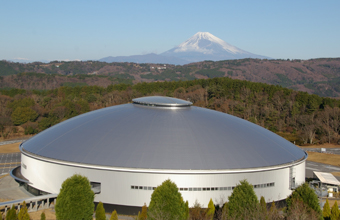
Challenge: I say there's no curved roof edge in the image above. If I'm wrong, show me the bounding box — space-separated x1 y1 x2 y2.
21 144 307 174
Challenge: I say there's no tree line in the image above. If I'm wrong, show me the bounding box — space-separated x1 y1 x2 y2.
1 77 340 145
5 174 339 220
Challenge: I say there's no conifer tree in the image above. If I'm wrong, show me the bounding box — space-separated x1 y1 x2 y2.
206 198 215 220
331 201 340 220
148 179 186 220
323 198 331 220
137 203 147 220
95 202 106 220
40 211 46 220
18 201 30 220
6 205 17 220
184 200 189 220
260 196 267 216
228 180 258 219
286 182 322 218
55 174 94 220
110 210 118 220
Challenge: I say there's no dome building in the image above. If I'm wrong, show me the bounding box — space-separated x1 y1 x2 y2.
15 96 306 213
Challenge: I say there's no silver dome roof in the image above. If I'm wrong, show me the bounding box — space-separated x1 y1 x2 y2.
22 96 306 170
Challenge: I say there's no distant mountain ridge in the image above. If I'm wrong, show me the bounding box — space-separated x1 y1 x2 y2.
99 53 188 65
1 58 340 97
100 32 269 65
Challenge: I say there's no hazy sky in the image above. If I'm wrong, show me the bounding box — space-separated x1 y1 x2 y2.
1 0 339 62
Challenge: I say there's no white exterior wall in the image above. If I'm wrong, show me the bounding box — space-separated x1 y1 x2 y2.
21 153 305 208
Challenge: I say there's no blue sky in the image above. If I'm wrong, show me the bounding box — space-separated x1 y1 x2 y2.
1 0 339 62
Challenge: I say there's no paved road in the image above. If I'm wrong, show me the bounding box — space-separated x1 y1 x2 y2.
0 153 21 175
305 160 340 181
303 148 340 155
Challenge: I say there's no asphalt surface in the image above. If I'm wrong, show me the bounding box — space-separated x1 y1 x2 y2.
306 160 340 180
0 153 21 175
303 147 340 155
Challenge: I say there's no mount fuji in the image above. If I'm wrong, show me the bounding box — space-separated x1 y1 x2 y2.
161 32 269 63
99 32 269 65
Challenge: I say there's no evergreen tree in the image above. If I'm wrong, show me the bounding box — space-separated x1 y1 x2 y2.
11 107 38 125
95 202 106 220
331 201 339 220
17 201 30 220
228 180 259 219
286 182 322 218
260 196 267 215
137 203 147 220
184 200 189 220
206 198 215 220
40 212 46 220
148 179 186 220
55 174 94 220
6 205 17 220
109 210 118 220
323 198 331 220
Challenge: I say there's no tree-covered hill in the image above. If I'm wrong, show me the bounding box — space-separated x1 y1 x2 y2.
0 77 339 145
1 58 340 97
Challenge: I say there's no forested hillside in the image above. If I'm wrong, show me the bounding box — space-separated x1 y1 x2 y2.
1 58 340 97
1 77 339 145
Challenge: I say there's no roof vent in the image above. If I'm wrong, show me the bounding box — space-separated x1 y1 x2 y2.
132 96 192 107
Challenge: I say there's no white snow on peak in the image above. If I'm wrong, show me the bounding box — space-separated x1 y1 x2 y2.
174 32 244 54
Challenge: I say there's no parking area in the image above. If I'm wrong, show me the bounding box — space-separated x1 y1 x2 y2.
0 153 21 176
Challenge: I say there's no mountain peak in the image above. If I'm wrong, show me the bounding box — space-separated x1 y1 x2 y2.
161 32 269 63
171 32 245 55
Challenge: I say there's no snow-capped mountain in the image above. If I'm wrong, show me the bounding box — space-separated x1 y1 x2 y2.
161 32 269 63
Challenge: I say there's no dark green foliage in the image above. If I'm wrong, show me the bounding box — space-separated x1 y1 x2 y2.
6 205 17 220
61 82 88 87
196 69 225 78
11 107 38 125
17 201 30 220
148 179 186 220
292 67 306 73
95 202 106 220
40 212 46 220
0 88 26 97
286 182 322 218
55 174 94 220
273 73 293 87
24 126 38 135
227 180 258 219
0 61 18 76
38 117 58 130
7 98 35 110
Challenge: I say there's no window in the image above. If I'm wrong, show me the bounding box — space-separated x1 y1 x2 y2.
90 182 101 194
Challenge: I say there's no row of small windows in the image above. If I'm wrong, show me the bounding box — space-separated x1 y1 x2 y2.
131 182 275 191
